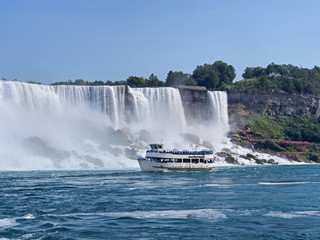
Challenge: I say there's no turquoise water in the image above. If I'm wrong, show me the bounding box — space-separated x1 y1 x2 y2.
0 165 320 239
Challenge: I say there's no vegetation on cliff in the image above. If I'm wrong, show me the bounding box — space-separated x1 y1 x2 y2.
233 114 320 163
49 60 236 90
5 61 320 95
227 63 320 94
50 74 165 88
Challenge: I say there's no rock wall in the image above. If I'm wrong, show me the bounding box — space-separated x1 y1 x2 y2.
127 87 320 132
227 91 320 131
178 88 209 124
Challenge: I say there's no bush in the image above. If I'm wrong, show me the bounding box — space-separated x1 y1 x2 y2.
309 155 320 163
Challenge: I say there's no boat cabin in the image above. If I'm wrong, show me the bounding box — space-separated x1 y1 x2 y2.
149 143 164 150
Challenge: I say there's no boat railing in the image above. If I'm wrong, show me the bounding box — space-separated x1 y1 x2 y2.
146 150 214 155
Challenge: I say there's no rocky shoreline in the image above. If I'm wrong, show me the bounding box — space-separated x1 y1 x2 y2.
230 129 320 164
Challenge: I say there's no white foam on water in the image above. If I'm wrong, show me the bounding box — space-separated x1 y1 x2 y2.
204 183 232 188
259 182 308 185
0 218 17 228
53 209 227 220
264 211 320 219
18 234 34 240
21 214 35 220
118 209 226 220
0 214 36 229
295 211 320 217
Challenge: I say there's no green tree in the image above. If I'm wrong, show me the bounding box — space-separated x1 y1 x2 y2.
259 76 272 89
92 80 105 85
74 79 85 85
147 73 161 87
192 64 219 89
165 71 195 87
192 61 235 90
213 61 236 88
242 67 265 79
126 76 146 87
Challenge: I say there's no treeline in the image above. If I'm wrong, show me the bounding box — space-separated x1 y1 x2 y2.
50 61 236 90
228 63 320 94
52 62 320 94
4 61 320 94
51 74 165 87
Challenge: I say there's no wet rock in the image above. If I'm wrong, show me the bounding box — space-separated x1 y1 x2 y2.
113 128 131 145
139 130 151 143
125 148 138 159
79 163 88 168
255 159 266 165
225 154 240 165
267 159 278 165
23 136 70 166
178 88 209 125
240 155 252 160
310 155 320 163
183 133 200 144
98 144 112 152
110 147 123 156
131 140 148 149
98 144 123 156
217 152 228 158
83 155 104 167
202 140 214 150
246 153 257 160
222 148 231 153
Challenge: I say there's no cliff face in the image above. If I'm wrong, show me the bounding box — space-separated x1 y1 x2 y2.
178 88 209 124
227 91 320 131
126 87 320 132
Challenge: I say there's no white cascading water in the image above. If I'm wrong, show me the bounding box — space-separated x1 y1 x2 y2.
54 85 126 129
0 80 231 170
129 87 187 141
207 91 229 131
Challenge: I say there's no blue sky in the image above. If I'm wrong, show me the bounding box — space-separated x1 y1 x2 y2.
1 0 320 84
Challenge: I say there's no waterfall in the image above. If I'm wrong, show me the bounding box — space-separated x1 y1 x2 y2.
130 87 187 128
54 85 126 129
0 80 62 112
0 80 230 170
207 91 229 131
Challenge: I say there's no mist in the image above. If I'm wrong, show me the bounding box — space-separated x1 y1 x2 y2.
0 81 230 170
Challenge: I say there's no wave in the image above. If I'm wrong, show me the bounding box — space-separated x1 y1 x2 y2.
43 209 227 221
264 211 320 219
0 214 35 228
259 181 309 185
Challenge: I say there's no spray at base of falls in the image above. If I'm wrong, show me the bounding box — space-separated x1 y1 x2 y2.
0 81 293 170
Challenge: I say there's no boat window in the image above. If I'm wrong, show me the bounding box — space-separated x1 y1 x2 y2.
175 159 182 163
183 159 190 163
192 159 198 163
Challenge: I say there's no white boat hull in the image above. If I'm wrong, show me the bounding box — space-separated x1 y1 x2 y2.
138 159 214 172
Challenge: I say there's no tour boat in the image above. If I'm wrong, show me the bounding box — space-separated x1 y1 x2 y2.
137 144 215 172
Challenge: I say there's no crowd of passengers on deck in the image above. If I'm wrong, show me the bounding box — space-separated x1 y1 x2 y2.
147 150 214 155
147 158 215 163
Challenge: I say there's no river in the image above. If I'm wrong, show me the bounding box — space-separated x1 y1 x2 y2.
1 165 319 239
